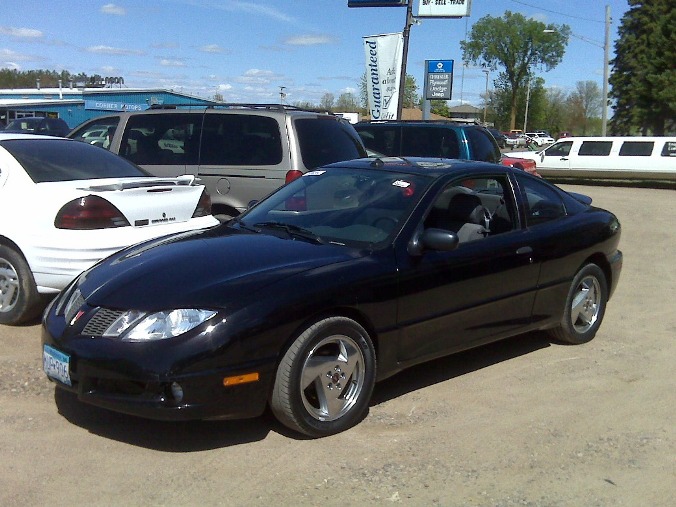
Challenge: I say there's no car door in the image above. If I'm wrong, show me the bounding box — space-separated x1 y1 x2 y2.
395 173 541 364
538 140 573 173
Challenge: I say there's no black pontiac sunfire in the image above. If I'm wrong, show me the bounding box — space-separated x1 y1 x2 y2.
42 157 622 437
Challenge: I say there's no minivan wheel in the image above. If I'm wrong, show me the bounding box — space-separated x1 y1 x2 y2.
0 245 42 325
270 317 376 437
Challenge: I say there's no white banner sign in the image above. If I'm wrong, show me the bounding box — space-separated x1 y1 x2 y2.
417 0 472 18
363 32 403 120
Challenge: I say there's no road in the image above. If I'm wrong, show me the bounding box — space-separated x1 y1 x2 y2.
1 183 674 506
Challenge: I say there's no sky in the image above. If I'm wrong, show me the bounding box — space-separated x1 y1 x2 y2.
0 0 630 107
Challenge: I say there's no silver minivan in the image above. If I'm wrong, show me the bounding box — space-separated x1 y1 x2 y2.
69 105 367 218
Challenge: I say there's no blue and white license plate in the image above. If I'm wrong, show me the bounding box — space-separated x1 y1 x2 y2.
43 344 71 386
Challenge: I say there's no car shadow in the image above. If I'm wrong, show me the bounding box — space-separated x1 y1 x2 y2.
370 331 552 406
54 389 276 451
53 331 552 449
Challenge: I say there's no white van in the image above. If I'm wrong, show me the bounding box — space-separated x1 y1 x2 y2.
510 137 676 181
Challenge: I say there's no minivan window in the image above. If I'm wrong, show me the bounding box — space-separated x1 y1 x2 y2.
122 113 201 165
70 116 120 149
619 141 654 156
200 114 282 166
295 118 366 169
465 127 500 163
578 141 613 156
355 125 400 155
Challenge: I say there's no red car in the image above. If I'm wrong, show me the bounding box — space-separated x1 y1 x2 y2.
502 155 540 177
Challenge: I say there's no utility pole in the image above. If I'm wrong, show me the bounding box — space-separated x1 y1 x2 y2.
482 69 490 124
396 0 414 120
523 76 531 133
601 4 610 136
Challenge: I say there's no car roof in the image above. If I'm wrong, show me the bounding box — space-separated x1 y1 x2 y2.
325 156 509 177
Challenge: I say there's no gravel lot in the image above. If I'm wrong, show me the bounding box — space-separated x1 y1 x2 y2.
1 183 674 506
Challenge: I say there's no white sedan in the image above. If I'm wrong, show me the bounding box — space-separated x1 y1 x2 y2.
0 134 219 325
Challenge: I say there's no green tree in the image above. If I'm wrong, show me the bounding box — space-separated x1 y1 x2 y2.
567 81 602 135
609 0 676 135
461 11 570 130
335 92 360 111
319 93 335 111
360 73 418 111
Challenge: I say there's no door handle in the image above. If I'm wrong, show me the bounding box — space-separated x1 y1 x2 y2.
516 246 533 255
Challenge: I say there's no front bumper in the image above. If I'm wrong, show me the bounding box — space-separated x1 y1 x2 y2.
41 319 275 422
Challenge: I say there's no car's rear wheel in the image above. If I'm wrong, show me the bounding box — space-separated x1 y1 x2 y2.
0 245 41 325
549 264 608 344
270 316 376 437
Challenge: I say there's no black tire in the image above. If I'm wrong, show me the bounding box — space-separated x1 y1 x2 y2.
549 264 608 344
270 316 376 437
0 245 42 326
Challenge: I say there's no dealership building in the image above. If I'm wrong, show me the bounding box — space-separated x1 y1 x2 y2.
0 83 218 130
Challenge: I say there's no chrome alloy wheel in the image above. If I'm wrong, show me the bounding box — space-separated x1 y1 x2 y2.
570 275 602 334
300 334 366 422
0 257 19 313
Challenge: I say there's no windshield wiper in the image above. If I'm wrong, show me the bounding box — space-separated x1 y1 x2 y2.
253 221 324 244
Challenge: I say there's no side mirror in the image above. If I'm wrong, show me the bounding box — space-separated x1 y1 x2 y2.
408 228 459 256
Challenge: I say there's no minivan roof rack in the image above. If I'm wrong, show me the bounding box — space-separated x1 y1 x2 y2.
146 103 334 114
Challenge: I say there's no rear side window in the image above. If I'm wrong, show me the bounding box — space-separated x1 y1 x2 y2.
514 173 567 226
122 113 202 165
465 127 500 163
355 125 400 156
199 114 283 166
578 141 613 156
295 117 366 169
619 141 654 156
2 139 147 182
401 127 460 158
661 141 676 157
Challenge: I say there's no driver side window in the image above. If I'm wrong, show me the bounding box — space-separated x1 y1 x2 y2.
424 176 516 243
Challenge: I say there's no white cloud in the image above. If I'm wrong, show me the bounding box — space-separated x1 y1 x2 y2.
236 69 282 84
218 83 233 91
87 45 144 56
285 34 336 46
200 44 224 53
0 48 34 61
101 4 125 15
0 26 43 38
160 58 186 67
214 2 294 23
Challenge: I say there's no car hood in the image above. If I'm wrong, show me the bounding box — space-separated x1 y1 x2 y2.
77 226 356 311
507 150 541 160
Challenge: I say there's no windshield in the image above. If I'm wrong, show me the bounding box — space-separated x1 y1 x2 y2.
237 166 432 247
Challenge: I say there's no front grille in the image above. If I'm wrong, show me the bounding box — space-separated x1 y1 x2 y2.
83 308 125 336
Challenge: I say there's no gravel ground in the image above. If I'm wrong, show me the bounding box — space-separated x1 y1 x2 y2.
1 183 674 507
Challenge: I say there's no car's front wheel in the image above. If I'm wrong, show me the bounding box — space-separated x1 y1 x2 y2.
0 245 42 325
549 264 608 344
270 316 376 437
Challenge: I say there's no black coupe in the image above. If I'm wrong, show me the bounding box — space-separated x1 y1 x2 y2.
42 157 622 437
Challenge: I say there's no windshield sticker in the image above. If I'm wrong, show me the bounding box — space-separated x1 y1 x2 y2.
304 170 326 177
392 180 411 188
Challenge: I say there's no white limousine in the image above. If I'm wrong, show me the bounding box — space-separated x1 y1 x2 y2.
510 137 676 181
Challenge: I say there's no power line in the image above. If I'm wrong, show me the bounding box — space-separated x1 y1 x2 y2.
509 0 605 24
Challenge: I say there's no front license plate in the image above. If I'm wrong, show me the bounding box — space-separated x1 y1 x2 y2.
43 344 71 386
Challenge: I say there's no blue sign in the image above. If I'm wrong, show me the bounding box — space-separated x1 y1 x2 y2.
348 0 407 7
427 60 454 74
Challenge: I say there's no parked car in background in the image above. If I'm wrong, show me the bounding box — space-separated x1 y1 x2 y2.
525 132 555 147
4 117 70 137
69 105 367 219
558 131 572 140
355 121 538 175
42 156 622 437
508 136 676 181
504 133 527 148
0 134 219 325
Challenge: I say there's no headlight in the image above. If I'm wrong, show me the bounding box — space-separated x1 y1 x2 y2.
103 309 217 341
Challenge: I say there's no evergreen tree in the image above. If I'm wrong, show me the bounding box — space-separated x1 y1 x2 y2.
609 0 675 135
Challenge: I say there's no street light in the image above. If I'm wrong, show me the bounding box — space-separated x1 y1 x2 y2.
482 69 490 124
